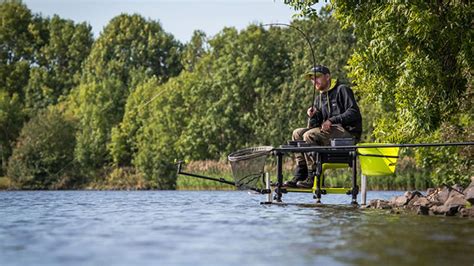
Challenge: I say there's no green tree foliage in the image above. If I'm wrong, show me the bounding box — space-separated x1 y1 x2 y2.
0 1 33 175
332 1 472 141
81 14 182 87
334 1 473 185
177 26 290 158
181 30 207 71
132 77 187 189
25 15 93 113
0 92 24 173
286 1 473 185
7 107 77 189
109 18 355 188
72 14 183 171
73 79 126 169
0 1 92 176
110 75 188 188
0 0 33 97
284 0 321 19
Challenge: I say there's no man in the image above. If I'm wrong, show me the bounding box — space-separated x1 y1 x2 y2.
284 65 362 188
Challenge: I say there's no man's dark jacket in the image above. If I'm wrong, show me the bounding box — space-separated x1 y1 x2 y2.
308 80 363 140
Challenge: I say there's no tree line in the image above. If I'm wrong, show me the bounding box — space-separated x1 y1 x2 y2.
1 0 471 189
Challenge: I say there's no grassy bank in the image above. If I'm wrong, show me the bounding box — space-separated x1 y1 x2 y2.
0 167 156 191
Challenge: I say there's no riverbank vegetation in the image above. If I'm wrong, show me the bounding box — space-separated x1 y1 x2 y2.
0 1 471 190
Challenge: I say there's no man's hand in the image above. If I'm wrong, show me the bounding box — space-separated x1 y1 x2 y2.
321 120 332 132
307 107 316 117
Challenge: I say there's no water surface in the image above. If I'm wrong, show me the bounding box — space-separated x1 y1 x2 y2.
1 191 473 266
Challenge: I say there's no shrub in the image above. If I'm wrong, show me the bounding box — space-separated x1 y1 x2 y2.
7 108 77 189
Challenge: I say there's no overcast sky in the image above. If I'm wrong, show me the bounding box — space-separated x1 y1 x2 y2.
22 0 324 43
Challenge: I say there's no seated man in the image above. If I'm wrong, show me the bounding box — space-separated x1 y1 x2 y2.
284 65 363 188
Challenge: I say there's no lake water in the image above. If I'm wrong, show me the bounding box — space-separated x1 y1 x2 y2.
1 191 473 266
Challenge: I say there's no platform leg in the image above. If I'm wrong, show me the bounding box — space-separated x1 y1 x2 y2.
351 151 358 205
265 172 272 203
315 173 321 203
361 174 367 206
314 153 322 204
276 152 283 202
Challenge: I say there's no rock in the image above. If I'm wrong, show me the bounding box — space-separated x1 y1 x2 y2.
430 193 466 217
368 199 378 208
391 195 408 207
463 178 474 204
404 196 421 212
369 199 392 209
430 205 459 216
407 195 430 214
405 191 424 206
444 194 467 209
426 188 436 196
427 186 450 204
459 207 474 218
452 183 464 193
412 197 431 208
376 199 392 209
436 186 450 204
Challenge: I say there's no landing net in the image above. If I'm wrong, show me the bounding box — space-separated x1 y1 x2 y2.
228 146 273 190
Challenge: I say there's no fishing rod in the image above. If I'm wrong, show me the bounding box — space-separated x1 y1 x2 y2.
262 22 318 112
274 141 474 153
175 160 271 194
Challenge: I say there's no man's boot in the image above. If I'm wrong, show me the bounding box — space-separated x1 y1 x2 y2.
296 172 315 188
283 164 308 188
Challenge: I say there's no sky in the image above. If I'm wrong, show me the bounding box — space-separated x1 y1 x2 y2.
22 0 325 43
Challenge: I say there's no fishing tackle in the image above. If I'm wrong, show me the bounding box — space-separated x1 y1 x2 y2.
262 22 318 110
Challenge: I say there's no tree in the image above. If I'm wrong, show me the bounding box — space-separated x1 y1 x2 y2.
7 107 77 189
0 1 33 97
110 75 188 188
0 1 34 175
0 1 93 176
24 15 93 113
334 1 473 185
181 30 207 72
81 13 182 87
72 14 183 170
0 92 24 175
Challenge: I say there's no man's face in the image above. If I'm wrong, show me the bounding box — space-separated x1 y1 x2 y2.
311 74 330 91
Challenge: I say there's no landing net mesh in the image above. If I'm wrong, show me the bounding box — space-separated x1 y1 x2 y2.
227 146 273 190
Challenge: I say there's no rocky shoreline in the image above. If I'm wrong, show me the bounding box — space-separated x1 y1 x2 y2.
364 177 474 218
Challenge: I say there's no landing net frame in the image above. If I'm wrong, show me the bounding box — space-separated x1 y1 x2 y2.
228 146 274 190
